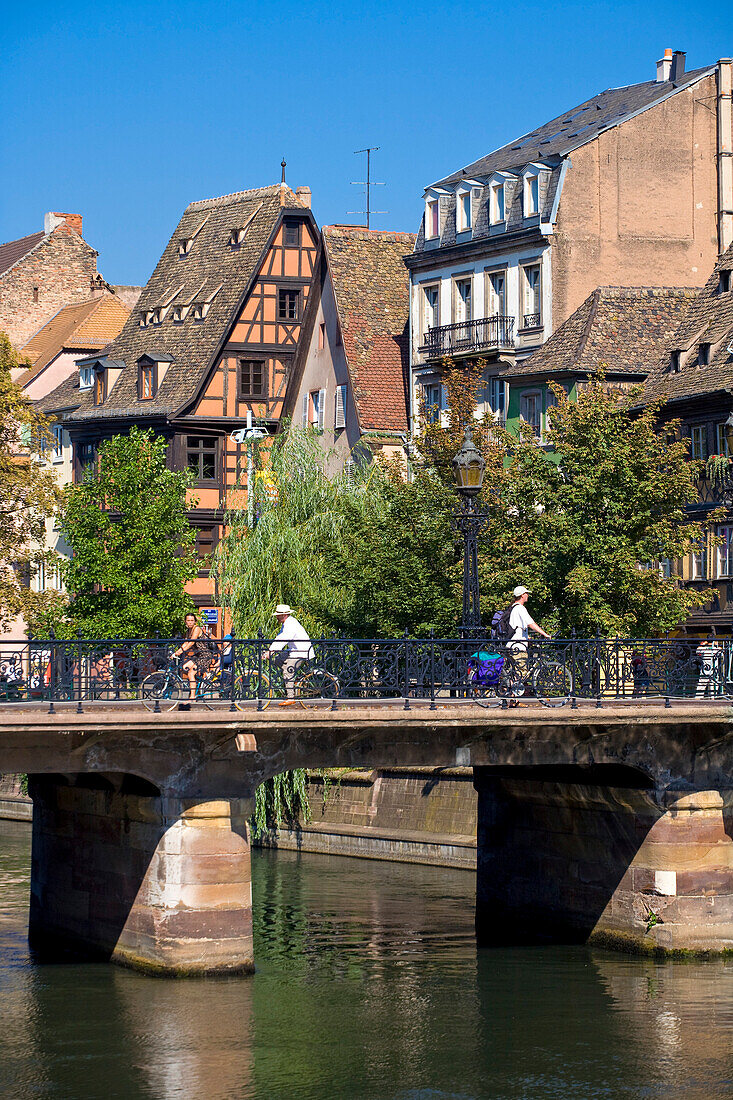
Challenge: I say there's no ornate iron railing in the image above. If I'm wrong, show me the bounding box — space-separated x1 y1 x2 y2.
1 635 731 712
521 312 542 329
420 315 515 359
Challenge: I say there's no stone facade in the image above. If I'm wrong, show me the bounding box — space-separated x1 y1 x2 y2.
0 217 99 350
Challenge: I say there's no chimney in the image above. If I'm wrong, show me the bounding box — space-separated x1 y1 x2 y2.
670 50 686 82
44 211 83 236
656 48 673 82
295 186 312 209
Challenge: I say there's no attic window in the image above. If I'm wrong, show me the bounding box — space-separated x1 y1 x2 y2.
93 369 106 406
524 173 539 216
229 227 247 248
178 238 193 257
698 343 711 367
79 365 94 390
172 305 188 323
284 219 300 247
139 311 147 328
670 350 681 373
192 301 210 321
150 307 163 326
139 362 157 400
720 270 732 294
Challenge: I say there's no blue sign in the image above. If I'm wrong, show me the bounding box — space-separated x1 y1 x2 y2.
203 609 219 624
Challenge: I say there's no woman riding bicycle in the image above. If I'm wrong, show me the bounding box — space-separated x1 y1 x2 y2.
174 613 213 704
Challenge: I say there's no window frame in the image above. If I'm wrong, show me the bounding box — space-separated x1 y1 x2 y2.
453 276 473 324
309 388 326 432
520 263 542 328
486 267 507 316
489 183 505 225
277 288 301 322
691 536 707 580
93 369 106 406
716 423 731 457
717 526 733 577
519 389 543 440
186 435 218 484
456 188 472 232
422 283 440 337
524 173 539 216
238 358 266 400
193 524 219 575
52 425 63 461
334 384 346 431
283 219 301 248
690 424 707 461
425 198 440 239
138 361 157 401
424 382 447 426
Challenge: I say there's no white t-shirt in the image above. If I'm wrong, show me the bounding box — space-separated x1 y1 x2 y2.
270 615 314 660
509 603 532 642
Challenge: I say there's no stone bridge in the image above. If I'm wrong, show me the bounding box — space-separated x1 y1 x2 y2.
2 699 733 975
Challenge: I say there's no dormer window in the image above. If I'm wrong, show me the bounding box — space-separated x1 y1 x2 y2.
490 183 505 224
284 219 301 247
138 310 147 328
191 302 209 321
150 307 163 326
698 343 711 367
139 361 157 400
720 270 732 294
456 189 472 232
178 238 193 257
425 198 439 239
229 227 247 247
79 365 94 390
670 350 681 373
172 305 188 323
524 173 539 216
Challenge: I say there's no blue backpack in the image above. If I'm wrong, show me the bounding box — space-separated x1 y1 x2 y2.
468 650 505 685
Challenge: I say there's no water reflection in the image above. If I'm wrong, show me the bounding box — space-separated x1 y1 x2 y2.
0 823 732 1099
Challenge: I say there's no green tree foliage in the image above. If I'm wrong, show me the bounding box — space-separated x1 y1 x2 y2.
418 362 710 637
57 427 198 636
0 332 63 632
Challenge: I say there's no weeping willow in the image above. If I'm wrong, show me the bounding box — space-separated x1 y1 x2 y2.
252 769 311 838
214 425 390 639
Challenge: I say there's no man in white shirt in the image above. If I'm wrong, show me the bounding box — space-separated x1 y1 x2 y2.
509 586 550 652
264 604 314 702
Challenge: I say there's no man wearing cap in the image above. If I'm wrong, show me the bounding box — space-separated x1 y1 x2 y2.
509 587 550 650
264 605 314 703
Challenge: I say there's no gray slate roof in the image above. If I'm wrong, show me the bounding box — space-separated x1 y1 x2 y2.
643 244 733 404
41 184 305 421
503 286 697 380
432 66 714 187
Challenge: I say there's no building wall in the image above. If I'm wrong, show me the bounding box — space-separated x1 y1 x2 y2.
552 74 720 327
23 350 91 402
0 228 99 350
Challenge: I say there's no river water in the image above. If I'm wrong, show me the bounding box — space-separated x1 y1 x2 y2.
0 820 732 1099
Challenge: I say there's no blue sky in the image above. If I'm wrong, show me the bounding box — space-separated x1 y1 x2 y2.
1 0 728 285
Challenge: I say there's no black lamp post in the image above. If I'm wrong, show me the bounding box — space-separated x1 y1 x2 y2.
452 425 489 634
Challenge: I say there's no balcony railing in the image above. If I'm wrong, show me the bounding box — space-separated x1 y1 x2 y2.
420 315 515 359
521 312 542 330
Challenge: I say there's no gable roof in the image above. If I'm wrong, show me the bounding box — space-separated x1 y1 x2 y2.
432 65 714 188
323 226 415 433
643 244 733 404
16 294 130 384
0 231 45 278
503 286 698 380
42 184 308 422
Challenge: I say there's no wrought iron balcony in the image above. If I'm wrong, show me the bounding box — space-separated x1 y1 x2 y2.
521 312 542 330
420 315 515 360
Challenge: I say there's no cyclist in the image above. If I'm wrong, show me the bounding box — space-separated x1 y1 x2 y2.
174 612 212 706
264 604 314 705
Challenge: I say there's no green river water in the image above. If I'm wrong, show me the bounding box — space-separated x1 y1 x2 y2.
0 819 732 1099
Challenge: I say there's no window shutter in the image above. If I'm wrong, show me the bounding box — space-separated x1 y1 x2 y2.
334 385 346 430
301 392 308 427
318 388 326 431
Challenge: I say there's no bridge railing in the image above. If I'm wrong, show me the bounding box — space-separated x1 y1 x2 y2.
1 635 731 711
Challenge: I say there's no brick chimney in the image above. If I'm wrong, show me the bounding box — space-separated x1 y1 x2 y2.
295 186 312 209
44 211 83 236
656 48 673 82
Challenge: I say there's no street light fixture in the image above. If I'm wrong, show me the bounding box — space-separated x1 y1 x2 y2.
451 425 489 635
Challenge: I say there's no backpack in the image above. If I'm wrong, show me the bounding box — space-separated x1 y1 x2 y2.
468 651 505 685
490 605 514 641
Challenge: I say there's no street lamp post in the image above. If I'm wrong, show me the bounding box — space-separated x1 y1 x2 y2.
451 425 489 634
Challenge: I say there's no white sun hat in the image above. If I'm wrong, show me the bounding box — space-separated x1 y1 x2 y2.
274 604 293 615
513 586 531 597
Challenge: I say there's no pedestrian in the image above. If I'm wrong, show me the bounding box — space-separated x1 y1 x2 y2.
508 586 551 653
696 635 722 698
264 604 314 705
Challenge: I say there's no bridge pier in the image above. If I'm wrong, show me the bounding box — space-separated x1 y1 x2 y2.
474 768 733 954
28 776 255 976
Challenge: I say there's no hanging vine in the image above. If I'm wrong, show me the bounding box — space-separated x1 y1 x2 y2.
252 769 312 838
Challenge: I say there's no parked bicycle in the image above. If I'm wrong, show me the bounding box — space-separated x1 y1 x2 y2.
467 644 573 707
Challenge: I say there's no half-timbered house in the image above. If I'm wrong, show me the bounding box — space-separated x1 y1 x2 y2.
40 183 318 622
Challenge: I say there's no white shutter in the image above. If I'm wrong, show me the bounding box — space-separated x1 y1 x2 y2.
334 385 346 430
301 392 308 427
318 388 326 431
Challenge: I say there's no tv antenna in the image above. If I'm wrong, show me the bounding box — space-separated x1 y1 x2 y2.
349 146 387 229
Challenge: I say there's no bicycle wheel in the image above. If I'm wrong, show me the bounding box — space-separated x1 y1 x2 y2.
233 668 271 709
532 661 572 708
296 667 340 699
140 671 184 711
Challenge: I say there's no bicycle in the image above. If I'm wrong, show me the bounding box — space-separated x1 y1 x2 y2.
467 644 573 708
254 655 340 707
139 656 256 712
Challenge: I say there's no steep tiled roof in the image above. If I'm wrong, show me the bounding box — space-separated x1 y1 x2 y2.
0 231 45 277
433 66 713 187
643 244 733 404
504 286 697 379
17 294 130 383
323 226 415 433
42 184 305 421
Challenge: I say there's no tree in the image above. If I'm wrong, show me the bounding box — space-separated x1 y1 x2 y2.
0 332 62 633
417 361 712 636
57 427 198 637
